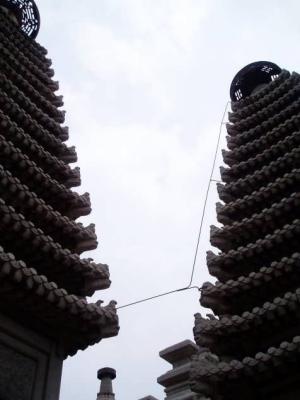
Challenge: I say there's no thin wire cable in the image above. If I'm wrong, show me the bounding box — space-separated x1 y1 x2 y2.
117 101 230 310
187 101 229 288
117 286 201 310
186 100 229 287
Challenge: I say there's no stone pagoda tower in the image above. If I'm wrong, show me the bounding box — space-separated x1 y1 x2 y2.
0 1 119 399
189 61 300 399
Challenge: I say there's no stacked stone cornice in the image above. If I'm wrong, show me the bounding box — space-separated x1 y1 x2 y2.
190 64 300 399
0 6 118 359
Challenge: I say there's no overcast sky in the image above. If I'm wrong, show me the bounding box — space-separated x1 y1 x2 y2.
36 1 300 398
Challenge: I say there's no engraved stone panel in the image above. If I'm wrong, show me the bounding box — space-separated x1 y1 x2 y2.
0 341 37 400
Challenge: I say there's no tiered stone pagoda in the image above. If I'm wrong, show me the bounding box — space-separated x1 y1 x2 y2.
0 1 119 399
190 61 300 399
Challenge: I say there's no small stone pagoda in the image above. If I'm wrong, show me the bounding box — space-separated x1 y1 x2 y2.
158 340 200 400
0 1 119 399
190 61 300 399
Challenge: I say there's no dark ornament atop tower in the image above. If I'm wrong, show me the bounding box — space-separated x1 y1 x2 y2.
0 0 40 39
230 61 282 102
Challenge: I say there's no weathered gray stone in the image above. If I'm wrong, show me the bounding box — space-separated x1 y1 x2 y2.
158 340 202 400
97 368 116 400
0 312 63 400
0 341 36 400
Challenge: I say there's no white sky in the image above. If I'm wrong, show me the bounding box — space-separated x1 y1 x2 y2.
36 1 300 399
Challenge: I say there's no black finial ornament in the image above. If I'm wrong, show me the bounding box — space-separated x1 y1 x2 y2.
230 61 282 102
0 0 40 39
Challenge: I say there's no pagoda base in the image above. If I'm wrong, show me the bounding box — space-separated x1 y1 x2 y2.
0 312 63 400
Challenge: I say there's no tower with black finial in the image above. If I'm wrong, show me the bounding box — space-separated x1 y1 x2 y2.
0 1 119 400
189 60 300 399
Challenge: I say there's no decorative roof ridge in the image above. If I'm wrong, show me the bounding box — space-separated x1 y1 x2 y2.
226 111 300 152
0 165 97 252
216 169 300 225
0 26 53 74
207 218 300 280
0 246 119 356
227 96 300 142
228 75 300 131
195 287 300 343
0 73 70 143
0 18 52 74
211 192 300 251
0 56 64 121
201 253 300 314
190 336 300 394
0 88 69 154
0 105 78 186
0 197 109 296
222 130 300 182
0 134 91 217
0 42 60 103
0 28 54 87
217 147 300 203
225 115 300 165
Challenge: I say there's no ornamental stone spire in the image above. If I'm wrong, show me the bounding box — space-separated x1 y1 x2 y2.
97 368 116 400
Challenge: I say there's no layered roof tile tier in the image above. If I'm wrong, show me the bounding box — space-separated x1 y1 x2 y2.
190 62 300 399
0 4 119 356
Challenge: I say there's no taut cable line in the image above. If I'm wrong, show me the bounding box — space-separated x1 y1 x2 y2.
117 101 230 310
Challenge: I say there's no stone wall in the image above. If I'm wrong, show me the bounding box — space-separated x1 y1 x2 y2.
0 312 63 400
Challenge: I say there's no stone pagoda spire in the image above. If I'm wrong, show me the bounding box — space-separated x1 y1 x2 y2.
188 61 300 399
0 1 119 399
97 368 116 400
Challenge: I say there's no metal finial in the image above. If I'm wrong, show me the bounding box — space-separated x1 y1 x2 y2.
0 0 40 39
230 61 282 102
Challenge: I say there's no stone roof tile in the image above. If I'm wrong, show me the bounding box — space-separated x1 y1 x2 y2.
0 246 118 356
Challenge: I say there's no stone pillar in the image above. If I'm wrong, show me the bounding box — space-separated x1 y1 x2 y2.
97 368 116 400
157 340 201 400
